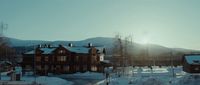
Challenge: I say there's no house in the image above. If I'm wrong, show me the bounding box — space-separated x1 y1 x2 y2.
21 43 107 75
182 54 200 73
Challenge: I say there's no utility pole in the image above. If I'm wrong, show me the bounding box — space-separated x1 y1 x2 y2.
129 35 133 66
170 49 175 78
34 45 37 84
125 36 132 66
145 43 148 66
124 37 129 75
0 22 8 80
118 37 124 75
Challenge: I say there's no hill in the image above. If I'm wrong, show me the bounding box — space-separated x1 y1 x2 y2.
7 37 200 56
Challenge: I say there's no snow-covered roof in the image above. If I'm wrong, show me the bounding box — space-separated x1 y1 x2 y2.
95 47 104 53
0 61 12 65
64 46 104 54
24 46 104 54
24 48 56 55
24 50 35 54
40 48 56 54
101 60 110 64
64 46 89 54
185 55 200 65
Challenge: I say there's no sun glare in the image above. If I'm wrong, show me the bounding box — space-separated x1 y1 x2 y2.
140 37 149 45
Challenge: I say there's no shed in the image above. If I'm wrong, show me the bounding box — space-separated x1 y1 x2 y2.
183 54 200 73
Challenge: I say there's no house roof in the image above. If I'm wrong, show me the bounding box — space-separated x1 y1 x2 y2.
64 46 90 54
95 47 105 53
24 48 56 55
185 55 200 65
24 46 104 54
24 50 35 54
40 48 56 54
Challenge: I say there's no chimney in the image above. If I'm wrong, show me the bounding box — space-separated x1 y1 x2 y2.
47 44 51 48
59 44 62 47
103 48 106 54
68 43 73 47
88 43 92 47
37 44 42 48
41 44 46 48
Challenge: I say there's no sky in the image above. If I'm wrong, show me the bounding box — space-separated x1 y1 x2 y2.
0 0 200 50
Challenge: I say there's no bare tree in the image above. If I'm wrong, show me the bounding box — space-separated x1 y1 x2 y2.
112 34 133 76
0 22 16 62
112 34 123 67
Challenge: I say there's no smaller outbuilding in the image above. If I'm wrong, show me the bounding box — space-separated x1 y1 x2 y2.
182 54 200 73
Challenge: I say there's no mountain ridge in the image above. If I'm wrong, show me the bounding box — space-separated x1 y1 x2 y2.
6 37 200 56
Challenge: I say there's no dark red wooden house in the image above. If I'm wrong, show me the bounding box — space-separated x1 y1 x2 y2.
21 44 107 75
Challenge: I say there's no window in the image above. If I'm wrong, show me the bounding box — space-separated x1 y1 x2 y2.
35 56 41 62
57 56 67 61
64 66 70 72
52 56 55 62
100 55 104 61
83 65 87 71
51 66 54 71
61 56 66 61
91 66 97 71
25 65 32 70
92 56 97 63
82 58 87 63
44 65 48 70
56 65 61 70
45 57 48 62
76 56 79 62
75 65 79 71
194 67 199 71
36 65 41 70
57 56 60 61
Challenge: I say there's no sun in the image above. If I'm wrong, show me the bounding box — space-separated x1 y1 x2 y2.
140 37 149 45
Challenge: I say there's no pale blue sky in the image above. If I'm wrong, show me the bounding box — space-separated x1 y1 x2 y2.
1 0 200 50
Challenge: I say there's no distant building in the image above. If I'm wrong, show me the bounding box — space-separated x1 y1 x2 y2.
21 43 109 75
183 54 200 73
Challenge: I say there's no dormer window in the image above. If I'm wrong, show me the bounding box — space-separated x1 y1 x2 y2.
193 60 200 64
59 50 65 54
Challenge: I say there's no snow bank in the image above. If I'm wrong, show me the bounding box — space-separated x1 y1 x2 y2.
54 71 105 80
0 76 73 85
174 75 200 85
103 76 169 85
141 77 166 85
97 67 185 85
32 76 73 85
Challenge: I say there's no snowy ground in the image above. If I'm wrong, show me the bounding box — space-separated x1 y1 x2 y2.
1 71 104 85
52 72 105 85
0 72 73 85
1 66 199 85
97 66 200 85
53 71 105 80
